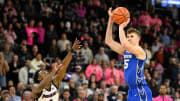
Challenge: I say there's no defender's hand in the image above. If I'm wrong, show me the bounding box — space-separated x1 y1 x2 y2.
72 38 81 51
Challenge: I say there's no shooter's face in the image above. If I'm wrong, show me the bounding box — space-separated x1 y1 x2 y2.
127 33 140 45
38 71 48 81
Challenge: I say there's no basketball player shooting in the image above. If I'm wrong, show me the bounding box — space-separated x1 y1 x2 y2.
32 39 81 101
105 8 152 101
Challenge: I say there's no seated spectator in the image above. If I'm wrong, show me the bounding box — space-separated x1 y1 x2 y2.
68 79 77 99
4 23 17 45
173 91 180 101
22 88 33 101
153 85 173 101
30 53 43 71
95 46 110 65
0 51 9 88
98 92 104 101
7 54 21 85
19 59 35 85
107 85 118 101
3 43 14 64
71 65 82 86
1 89 10 101
73 86 88 101
16 82 25 97
9 86 21 101
59 89 72 101
57 33 71 54
99 80 109 101
104 59 120 86
85 59 103 82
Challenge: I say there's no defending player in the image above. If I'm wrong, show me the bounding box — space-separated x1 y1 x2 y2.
32 39 81 101
105 8 152 101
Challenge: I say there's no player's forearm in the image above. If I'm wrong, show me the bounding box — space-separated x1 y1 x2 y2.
38 71 56 90
105 18 113 44
56 52 73 80
61 51 73 65
119 27 129 48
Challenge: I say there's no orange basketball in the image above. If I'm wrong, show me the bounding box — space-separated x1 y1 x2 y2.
112 7 130 24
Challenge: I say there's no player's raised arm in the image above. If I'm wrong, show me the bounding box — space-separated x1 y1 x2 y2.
119 19 146 59
32 64 59 98
53 39 81 87
105 7 124 55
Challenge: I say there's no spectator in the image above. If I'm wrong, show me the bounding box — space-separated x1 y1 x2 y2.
153 85 173 101
22 88 33 101
68 79 77 99
24 0 37 17
148 78 159 97
7 54 20 85
71 50 85 70
104 59 120 86
64 4 77 21
119 65 125 87
4 23 17 45
107 85 118 101
143 43 152 67
138 11 152 27
19 59 35 85
16 82 25 97
160 27 170 47
36 21 45 46
172 73 180 92
45 24 58 51
14 22 27 44
95 46 110 65
71 65 82 86
75 1 87 18
1 89 10 101
9 86 21 101
18 11 27 24
0 51 9 88
31 45 39 58
80 41 93 69
173 91 180 101
60 89 72 101
25 19 38 47
3 43 14 64
116 92 124 101
4 0 17 16
30 53 43 71
85 59 103 82
49 39 59 58
98 93 104 101
57 33 71 54
99 80 109 101
150 14 162 32
18 45 31 66
73 86 88 101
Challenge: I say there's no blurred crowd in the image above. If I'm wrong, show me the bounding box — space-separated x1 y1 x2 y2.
0 0 179 101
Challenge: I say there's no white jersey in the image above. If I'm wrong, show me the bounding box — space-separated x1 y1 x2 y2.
38 82 59 101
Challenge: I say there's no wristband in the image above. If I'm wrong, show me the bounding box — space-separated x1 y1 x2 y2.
70 49 75 53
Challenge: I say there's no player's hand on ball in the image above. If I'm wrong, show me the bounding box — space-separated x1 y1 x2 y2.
108 7 113 21
72 38 81 51
108 7 113 17
120 18 130 28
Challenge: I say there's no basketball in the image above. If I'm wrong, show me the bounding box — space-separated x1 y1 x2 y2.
112 7 130 24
